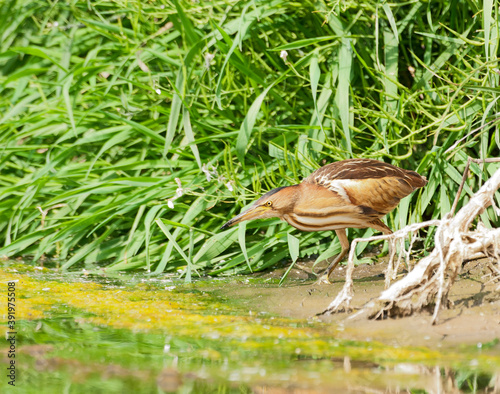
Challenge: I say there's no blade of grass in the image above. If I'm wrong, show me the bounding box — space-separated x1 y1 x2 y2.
278 232 300 285
336 37 352 155
156 218 194 282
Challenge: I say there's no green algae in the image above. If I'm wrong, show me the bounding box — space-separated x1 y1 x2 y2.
1 265 499 393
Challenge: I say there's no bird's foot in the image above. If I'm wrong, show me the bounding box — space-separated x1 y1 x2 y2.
317 285 353 315
313 273 332 286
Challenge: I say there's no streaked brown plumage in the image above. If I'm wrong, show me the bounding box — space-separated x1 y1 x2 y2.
221 159 427 281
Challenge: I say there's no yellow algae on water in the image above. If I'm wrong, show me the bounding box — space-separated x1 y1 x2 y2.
1 266 500 370
0 268 317 341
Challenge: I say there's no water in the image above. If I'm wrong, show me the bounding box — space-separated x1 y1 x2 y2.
1 263 499 393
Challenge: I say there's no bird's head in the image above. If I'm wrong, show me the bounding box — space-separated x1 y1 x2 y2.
220 185 298 230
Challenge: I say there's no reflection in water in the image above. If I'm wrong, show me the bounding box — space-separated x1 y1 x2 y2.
13 318 500 393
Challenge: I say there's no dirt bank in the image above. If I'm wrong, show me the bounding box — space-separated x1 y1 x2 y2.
223 259 500 350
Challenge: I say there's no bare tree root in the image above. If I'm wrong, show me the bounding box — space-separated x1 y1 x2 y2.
321 163 500 321
320 220 440 315
365 166 500 324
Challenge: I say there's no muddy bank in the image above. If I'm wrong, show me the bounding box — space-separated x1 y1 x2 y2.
217 259 500 350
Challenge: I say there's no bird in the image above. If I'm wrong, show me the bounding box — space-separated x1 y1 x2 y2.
220 158 427 281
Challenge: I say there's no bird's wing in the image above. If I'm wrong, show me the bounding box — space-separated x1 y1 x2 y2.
303 159 426 215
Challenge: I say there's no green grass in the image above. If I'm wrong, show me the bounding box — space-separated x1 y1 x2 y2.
0 0 499 279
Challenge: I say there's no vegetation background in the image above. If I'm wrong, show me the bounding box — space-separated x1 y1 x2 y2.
1 0 499 280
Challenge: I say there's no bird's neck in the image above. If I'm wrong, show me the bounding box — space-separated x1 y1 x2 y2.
278 184 301 215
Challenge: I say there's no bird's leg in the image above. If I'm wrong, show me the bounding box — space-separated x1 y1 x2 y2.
365 219 395 287
368 218 393 255
381 227 396 289
319 235 356 314
317 229 349 284
320 221 393 314
326 229 350 278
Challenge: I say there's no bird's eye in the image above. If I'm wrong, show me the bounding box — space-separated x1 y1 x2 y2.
265 200 272 207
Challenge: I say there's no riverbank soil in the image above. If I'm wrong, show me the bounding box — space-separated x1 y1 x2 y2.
223 258 500 349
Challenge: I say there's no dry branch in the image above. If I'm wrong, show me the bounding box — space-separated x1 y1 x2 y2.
369 166 500 323
322 165 500 323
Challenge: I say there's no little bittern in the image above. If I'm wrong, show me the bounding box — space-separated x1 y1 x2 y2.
221 159 427 280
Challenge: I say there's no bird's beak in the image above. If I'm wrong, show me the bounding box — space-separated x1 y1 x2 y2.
220 205 270 230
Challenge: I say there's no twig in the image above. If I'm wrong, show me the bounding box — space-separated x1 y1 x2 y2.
444 118 500 155
450 157 500 216
37 204 67 227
